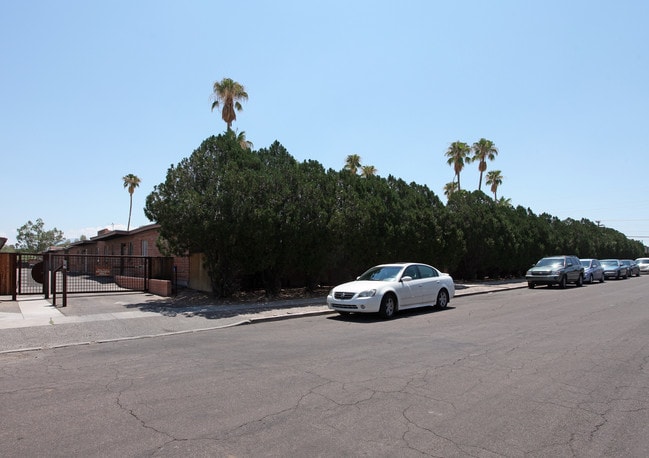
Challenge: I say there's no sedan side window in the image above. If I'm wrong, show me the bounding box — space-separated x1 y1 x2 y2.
418 265 438 278
403 266 420 279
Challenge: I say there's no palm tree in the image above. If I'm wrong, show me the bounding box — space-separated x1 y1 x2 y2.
236 130 253 150
211 78 248 131
443 181 458 199
344 154 362 174
445 141 471 190
224 129 253 150
360 165 377 177
486 170 503 200
123 174 141 231
497 197 512 207
471 138 498 191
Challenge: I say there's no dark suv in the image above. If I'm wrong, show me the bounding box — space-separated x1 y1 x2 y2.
526 255 585 289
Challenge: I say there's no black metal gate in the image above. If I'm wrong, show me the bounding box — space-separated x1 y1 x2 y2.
47 253 174 295
1 253 174 301
13 253 46 297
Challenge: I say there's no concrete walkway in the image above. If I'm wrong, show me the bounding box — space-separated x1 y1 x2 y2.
0 295 160 329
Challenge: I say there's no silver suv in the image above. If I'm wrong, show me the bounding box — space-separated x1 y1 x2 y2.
526 255 585 289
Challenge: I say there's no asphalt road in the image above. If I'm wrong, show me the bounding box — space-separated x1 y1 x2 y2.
1 276 648 457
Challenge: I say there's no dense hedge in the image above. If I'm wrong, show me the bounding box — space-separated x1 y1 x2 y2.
145 134 645 296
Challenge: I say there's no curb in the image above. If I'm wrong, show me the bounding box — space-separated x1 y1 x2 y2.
454 283 528 297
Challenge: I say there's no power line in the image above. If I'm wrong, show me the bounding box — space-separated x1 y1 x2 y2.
600 219 649 222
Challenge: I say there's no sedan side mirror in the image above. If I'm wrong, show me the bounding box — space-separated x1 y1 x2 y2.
401 276 413 282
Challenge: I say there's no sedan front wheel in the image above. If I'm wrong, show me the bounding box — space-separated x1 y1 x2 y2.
379 293 397 319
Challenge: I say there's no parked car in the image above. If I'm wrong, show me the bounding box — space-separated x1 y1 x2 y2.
580 258 605 283
327 262 455 319
600 259 628 279
636 257 649 274
620 259 640 277
526 255 584 289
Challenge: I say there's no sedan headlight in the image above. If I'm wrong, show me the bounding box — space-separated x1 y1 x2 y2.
358 289 377 298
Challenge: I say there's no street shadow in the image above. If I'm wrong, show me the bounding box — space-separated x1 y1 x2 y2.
528 282 605 291
60 291 328 321
328 305 455 323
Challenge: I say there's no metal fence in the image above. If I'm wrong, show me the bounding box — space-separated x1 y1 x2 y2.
47 254 174 296
1 253 174 301
16 253 45 296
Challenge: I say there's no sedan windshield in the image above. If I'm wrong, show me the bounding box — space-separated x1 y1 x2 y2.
358 266 402 281
580 260 591 267
601 260 618 267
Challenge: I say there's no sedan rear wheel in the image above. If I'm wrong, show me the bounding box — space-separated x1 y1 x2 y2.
379 293 397 319
436 289 449 309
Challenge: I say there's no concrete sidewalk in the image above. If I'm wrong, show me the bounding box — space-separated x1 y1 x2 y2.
0 279 527 353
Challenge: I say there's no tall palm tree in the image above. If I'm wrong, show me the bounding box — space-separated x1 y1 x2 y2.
211 78 248 131
344 154 362 174
471 138 498 191
443 181 458 199
445 141 471 191
123 174 141 231
486 170 503 200
360 165 377 177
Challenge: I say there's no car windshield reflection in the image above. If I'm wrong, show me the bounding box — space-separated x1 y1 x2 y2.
358 266 401 281
537 258 564 268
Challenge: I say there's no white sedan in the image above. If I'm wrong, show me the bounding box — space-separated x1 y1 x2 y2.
327 262 455 319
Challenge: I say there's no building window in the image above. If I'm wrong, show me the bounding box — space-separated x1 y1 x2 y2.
142 240 148 256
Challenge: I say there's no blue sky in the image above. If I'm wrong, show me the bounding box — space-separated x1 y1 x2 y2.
1 1 648 247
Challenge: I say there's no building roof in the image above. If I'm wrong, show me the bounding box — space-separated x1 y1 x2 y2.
90 223 160 242
64 224 161 249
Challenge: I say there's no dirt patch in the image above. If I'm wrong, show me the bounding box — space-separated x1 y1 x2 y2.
162 287 330 308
